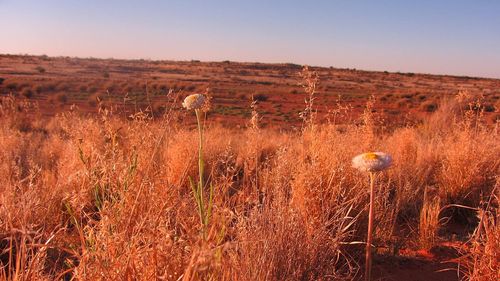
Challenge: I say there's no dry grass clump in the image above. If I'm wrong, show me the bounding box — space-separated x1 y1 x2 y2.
460 183 499 281
0 83 498 280
419 188 441 249
228 194 355 280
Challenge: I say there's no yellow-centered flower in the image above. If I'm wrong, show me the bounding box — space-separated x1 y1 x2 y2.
352 152 392 172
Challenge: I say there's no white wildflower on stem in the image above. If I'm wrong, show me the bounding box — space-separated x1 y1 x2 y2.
183 93 213 238
182 93 205 110
352 152 392 281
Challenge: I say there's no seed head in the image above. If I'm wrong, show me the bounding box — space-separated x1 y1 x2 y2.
182 94 206 110
352 152 392 172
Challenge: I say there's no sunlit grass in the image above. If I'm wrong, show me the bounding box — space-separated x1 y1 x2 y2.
0 80 497 280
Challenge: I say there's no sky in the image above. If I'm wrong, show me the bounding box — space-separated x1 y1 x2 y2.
1 0 499 78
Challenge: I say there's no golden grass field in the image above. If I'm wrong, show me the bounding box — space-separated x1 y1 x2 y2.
0 55 499 280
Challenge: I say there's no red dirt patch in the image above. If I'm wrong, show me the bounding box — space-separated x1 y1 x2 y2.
371 245 462 281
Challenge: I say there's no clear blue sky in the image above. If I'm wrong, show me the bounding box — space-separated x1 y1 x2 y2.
1 0 499 78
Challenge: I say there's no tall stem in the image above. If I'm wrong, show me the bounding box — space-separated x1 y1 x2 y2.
365 172 375 281
195 109 205 226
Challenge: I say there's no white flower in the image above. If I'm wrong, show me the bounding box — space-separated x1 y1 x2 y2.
182 94 205 110
352 152 392 172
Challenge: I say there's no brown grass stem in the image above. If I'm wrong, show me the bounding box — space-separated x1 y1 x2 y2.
365 171 375 281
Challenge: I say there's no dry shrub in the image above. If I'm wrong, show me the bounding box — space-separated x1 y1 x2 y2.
47 93 68 105
5 82 19 91
386 127 440 214
291 127 364 230
21 88 34 99
34 66 46 73
432 95 499 206
419 188 441 249
420 100 438 112
437 127 498 205
460 184 499 281
229 197 355 280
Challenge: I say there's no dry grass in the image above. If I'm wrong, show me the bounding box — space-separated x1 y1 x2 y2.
460 182 499 281
419 188 441 249
0 84 498 280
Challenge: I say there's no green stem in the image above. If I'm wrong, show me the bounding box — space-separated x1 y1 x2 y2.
195 109 206 232
365 172 375 281
195 110 204 185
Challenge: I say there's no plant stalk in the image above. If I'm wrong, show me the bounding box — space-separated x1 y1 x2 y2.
195 109 205 227
365 171 375 281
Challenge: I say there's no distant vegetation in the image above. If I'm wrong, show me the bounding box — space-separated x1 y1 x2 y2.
0 54 498 128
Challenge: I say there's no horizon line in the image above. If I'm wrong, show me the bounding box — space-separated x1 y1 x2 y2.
2 52 499 81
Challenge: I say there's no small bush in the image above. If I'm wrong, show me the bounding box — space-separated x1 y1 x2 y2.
21 88 34 99
34 85 43 94
57 93 68 103
35 66 46 73
418 94 427 101
43 83 57 92
254 93 269 102
47 93 68 105
5 82 19 91
421 101 438 112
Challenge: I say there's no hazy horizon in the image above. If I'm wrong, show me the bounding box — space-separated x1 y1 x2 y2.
1 0 499 78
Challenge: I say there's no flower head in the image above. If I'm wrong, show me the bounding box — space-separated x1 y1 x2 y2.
182 94 206 110
352 152 392 172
